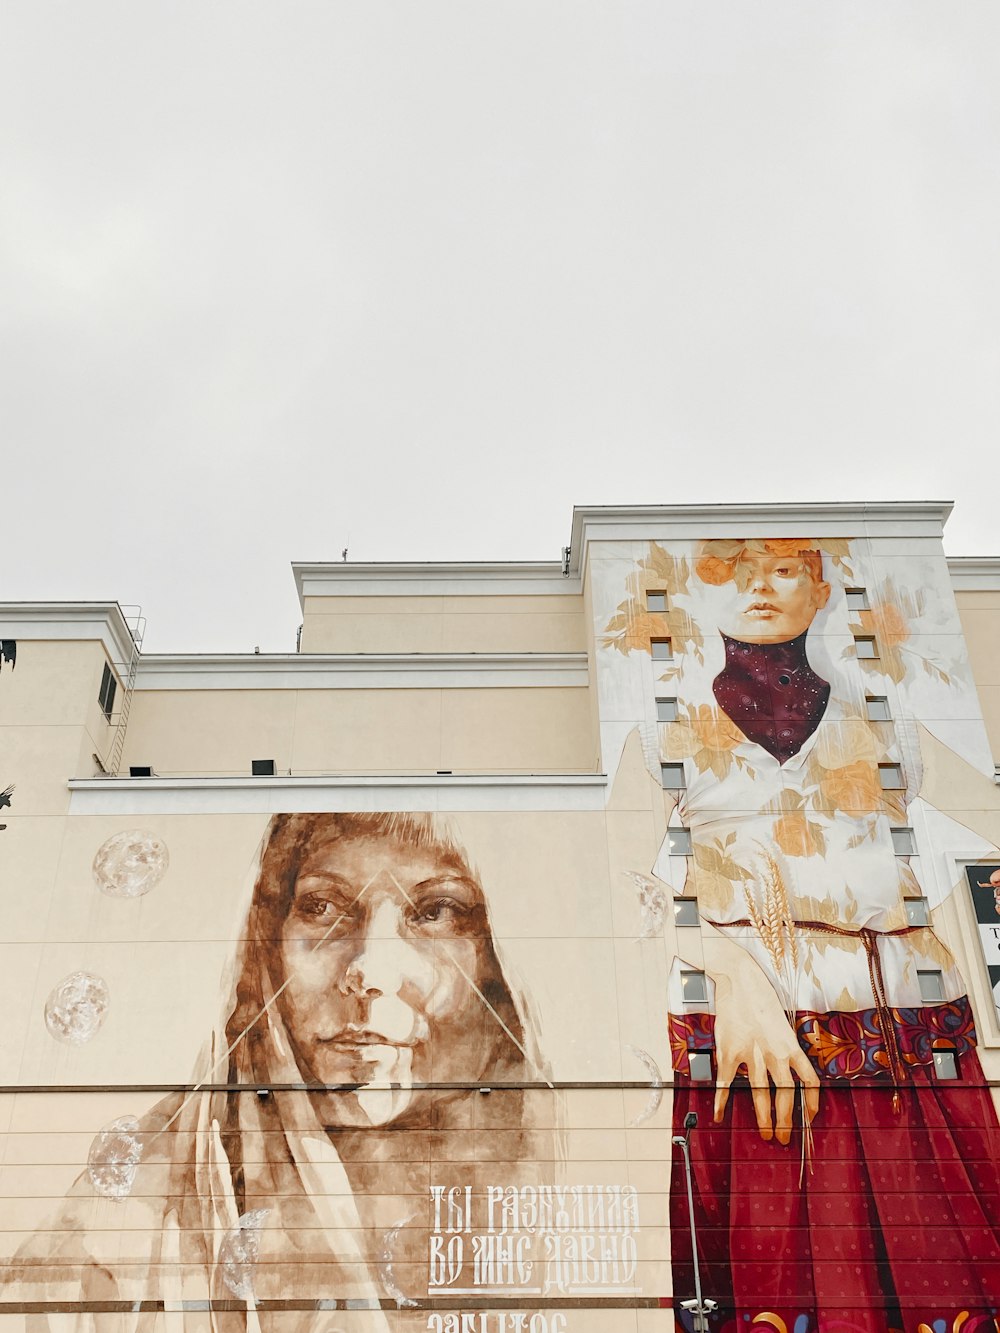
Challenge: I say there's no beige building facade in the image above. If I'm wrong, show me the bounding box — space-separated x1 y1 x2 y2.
2 503 1000 1333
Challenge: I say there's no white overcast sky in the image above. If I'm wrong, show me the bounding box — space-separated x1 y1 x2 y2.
3 2 998 652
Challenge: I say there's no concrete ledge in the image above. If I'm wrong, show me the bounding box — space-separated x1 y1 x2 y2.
568 500 955 572
293 562 579 603
0 602 138 666
948 557 1000 591
133 651 589 690
67 772 610 815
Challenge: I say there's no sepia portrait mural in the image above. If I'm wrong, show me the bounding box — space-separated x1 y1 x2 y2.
1 809 664 1333
598 536 1000 1329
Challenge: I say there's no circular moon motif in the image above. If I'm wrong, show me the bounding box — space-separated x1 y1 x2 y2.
44 971 110 1045
92 830 169 899
625 1044 664 1127
88 1115 142 1200
378 1215 418 1308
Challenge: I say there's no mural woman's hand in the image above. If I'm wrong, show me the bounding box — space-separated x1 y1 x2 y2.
712 972 820 1145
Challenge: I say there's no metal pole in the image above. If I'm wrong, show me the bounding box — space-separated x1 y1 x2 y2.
673 1111 712 1332
680 1137 707 1331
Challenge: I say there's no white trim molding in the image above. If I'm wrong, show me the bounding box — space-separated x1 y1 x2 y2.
134 651 589 691
948 557 1000 592
293 561 578 605
567 501 955 575
0 602 137 667
68 772 609 815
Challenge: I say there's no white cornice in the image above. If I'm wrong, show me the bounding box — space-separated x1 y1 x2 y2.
948 557 1000 591
67 772 608 815
134 651 588 691
567 501 955 573
293 561 578 606
298 506 958 597
0 602 137 667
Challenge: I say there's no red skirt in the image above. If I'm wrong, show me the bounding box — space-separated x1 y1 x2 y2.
670 1049 1000 1331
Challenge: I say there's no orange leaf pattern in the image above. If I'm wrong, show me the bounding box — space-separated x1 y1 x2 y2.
773 812 821 858
818 761 884 814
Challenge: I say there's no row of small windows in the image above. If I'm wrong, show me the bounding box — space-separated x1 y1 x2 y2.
652 633 880 660
840 582 876 659
646 586 872 613
685 964 945 1008
681 1043 957 1082
660 760 907 791
645 585 877 657
678 963 956 1080
656 693 893 723
663 816 928 920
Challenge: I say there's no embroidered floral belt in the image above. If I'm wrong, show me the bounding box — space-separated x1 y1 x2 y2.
703 916 956 1109
669 993 977 1081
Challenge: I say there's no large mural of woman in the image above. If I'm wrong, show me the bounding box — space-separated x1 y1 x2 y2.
602 538 1000 1329
5 812 554 1329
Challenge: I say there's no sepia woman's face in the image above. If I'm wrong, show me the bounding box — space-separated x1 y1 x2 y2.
275 834 497 1127
716 553 830 644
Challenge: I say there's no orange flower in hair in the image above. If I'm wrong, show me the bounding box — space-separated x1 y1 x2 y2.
762 539 816 557
694 538 824 587
695 555 737 586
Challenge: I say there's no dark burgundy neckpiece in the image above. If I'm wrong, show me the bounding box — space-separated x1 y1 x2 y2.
712 632 830 764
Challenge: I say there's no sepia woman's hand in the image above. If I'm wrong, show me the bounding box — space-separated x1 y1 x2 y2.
711 968 820 1145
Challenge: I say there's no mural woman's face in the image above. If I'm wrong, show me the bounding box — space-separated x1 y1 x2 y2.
276 834 496 1127
716 553 830 644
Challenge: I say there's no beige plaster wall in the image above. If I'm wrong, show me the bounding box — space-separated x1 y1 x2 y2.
955 588 1000 762
121 689 299 775
0 641 117 813
0 797 675 1313
122 685 597 775
299 594 586 653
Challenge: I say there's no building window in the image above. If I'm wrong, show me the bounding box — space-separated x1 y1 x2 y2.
681 970 709 1005
905 897 930 927
656 697 679 722
918 970 945 1003
651 638 673 661
866 695 891 722
251 759 277 777
891 827 916 855
688 1050 713 1081
667 828 693 856
855 636 878 659
646 591 668 612
674 898 699 927
879 763 905 789
846 588 869 612
98 663 117 722
660 763 686 790
932 1050 958 1081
